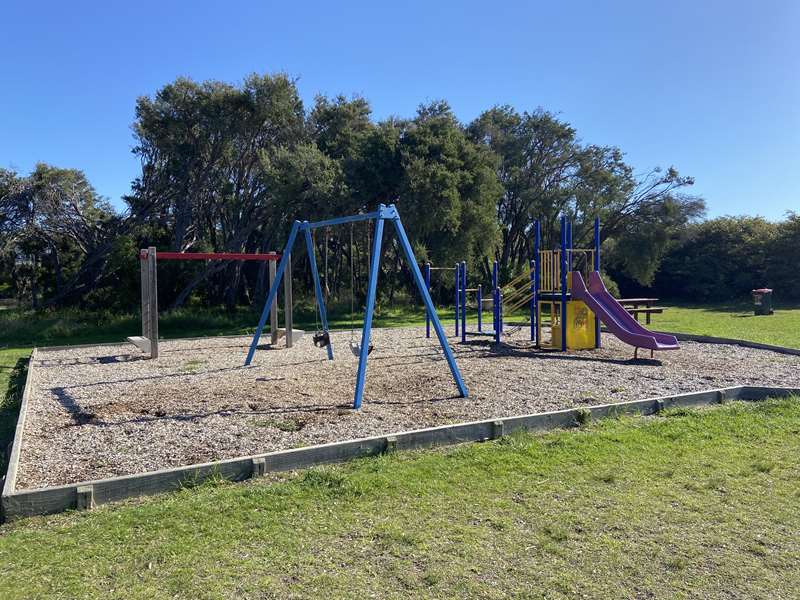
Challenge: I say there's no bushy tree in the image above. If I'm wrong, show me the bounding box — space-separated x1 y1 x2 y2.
468 106 704 285
654 216 778 301
0 164 121 307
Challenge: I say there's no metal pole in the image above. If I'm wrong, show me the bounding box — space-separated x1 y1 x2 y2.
353 217 385 409
424 263 431 339
391 213 468 399
492 287 500 344
567 220 573 271
304 227 334 360
460 261 467 343
495 291 503 344
147 246 158 359
534 220 541 346
269 258 278 346
454 264 460 337
477 284 482 332
492 261 500 342
594 216 601 349
245 222 301 365
560 216 567 352
283 252 293 348
529 259 535 341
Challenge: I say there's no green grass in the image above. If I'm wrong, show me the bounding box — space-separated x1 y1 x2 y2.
0 349 28 476
1 399 799 599
654 303 800 348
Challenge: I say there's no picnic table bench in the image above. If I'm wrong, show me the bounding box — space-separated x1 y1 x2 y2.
617 298 665 325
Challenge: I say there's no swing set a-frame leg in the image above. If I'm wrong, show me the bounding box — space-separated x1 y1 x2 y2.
392 215 468 399
245 222 301 366
352 217 384 409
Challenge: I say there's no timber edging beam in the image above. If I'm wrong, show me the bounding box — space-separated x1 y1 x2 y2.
3 382 799 521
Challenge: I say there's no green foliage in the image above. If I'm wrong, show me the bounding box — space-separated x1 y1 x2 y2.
399 101 501 268
0 164 120 308
766 212 800 300
654 216 779 301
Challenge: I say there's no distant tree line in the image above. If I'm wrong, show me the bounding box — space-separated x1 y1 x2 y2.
0 72 795 311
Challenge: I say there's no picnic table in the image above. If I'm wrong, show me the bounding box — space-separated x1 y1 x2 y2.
617 298 664 325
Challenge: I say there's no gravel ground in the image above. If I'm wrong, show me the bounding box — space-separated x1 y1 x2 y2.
15 327 800 489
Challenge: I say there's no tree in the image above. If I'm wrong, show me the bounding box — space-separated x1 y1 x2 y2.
0 164 119 307
399 101 501 280
128 73 308 308
654 216 778 301
468 106 704 286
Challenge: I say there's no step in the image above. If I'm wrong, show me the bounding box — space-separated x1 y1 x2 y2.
276 328 305 343
126 336 151 354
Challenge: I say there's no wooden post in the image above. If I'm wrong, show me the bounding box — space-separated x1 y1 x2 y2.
269 257 278 346
147 247 159 359
283 253 293 348
140 249 150 343
76 485 94 510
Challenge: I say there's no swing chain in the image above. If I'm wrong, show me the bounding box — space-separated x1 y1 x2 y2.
349 218 374 356
311 229 330 349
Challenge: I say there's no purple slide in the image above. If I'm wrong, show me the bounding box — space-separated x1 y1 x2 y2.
571 271 679 352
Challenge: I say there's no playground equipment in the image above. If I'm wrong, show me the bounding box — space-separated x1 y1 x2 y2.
451 216 679 356
570 271 679 357
246 204 468 409
130 248 296 359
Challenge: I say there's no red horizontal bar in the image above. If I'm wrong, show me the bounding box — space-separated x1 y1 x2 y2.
144 251 281 261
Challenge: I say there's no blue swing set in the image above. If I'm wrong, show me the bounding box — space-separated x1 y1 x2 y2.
245 204 468 409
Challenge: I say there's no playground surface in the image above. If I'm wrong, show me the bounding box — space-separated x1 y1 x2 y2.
15 326 800 489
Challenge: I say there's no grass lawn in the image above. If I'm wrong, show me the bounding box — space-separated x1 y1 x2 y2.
653 303 800 349
0 399 798 599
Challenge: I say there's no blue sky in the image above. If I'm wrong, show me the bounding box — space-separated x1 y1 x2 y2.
1 0 798 219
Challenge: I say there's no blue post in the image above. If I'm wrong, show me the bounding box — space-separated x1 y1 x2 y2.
391 213 468 398
424 262 431 339
493 287 501 344
352 217 385 409
460 261 467 343
534 220 541 346
304 226 334 360
477 284 482 332
567 220 573 272
454 264 460 337
560 215 568 352
492 260 498 334
245 221 302 365
498 292 503 341
529 259 535 341
594 216 601 349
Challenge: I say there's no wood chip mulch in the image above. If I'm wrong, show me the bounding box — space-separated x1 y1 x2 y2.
15 326 800 489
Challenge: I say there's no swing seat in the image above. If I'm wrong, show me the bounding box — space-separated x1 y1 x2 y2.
313 330 330 348
349 341 374 356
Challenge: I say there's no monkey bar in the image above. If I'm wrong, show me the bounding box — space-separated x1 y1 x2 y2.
129 248 290 359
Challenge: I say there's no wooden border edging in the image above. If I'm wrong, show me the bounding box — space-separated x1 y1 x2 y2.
3 382 799 521
1 349 36 502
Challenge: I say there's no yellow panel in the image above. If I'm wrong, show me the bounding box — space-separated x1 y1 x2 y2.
566 300 596 349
